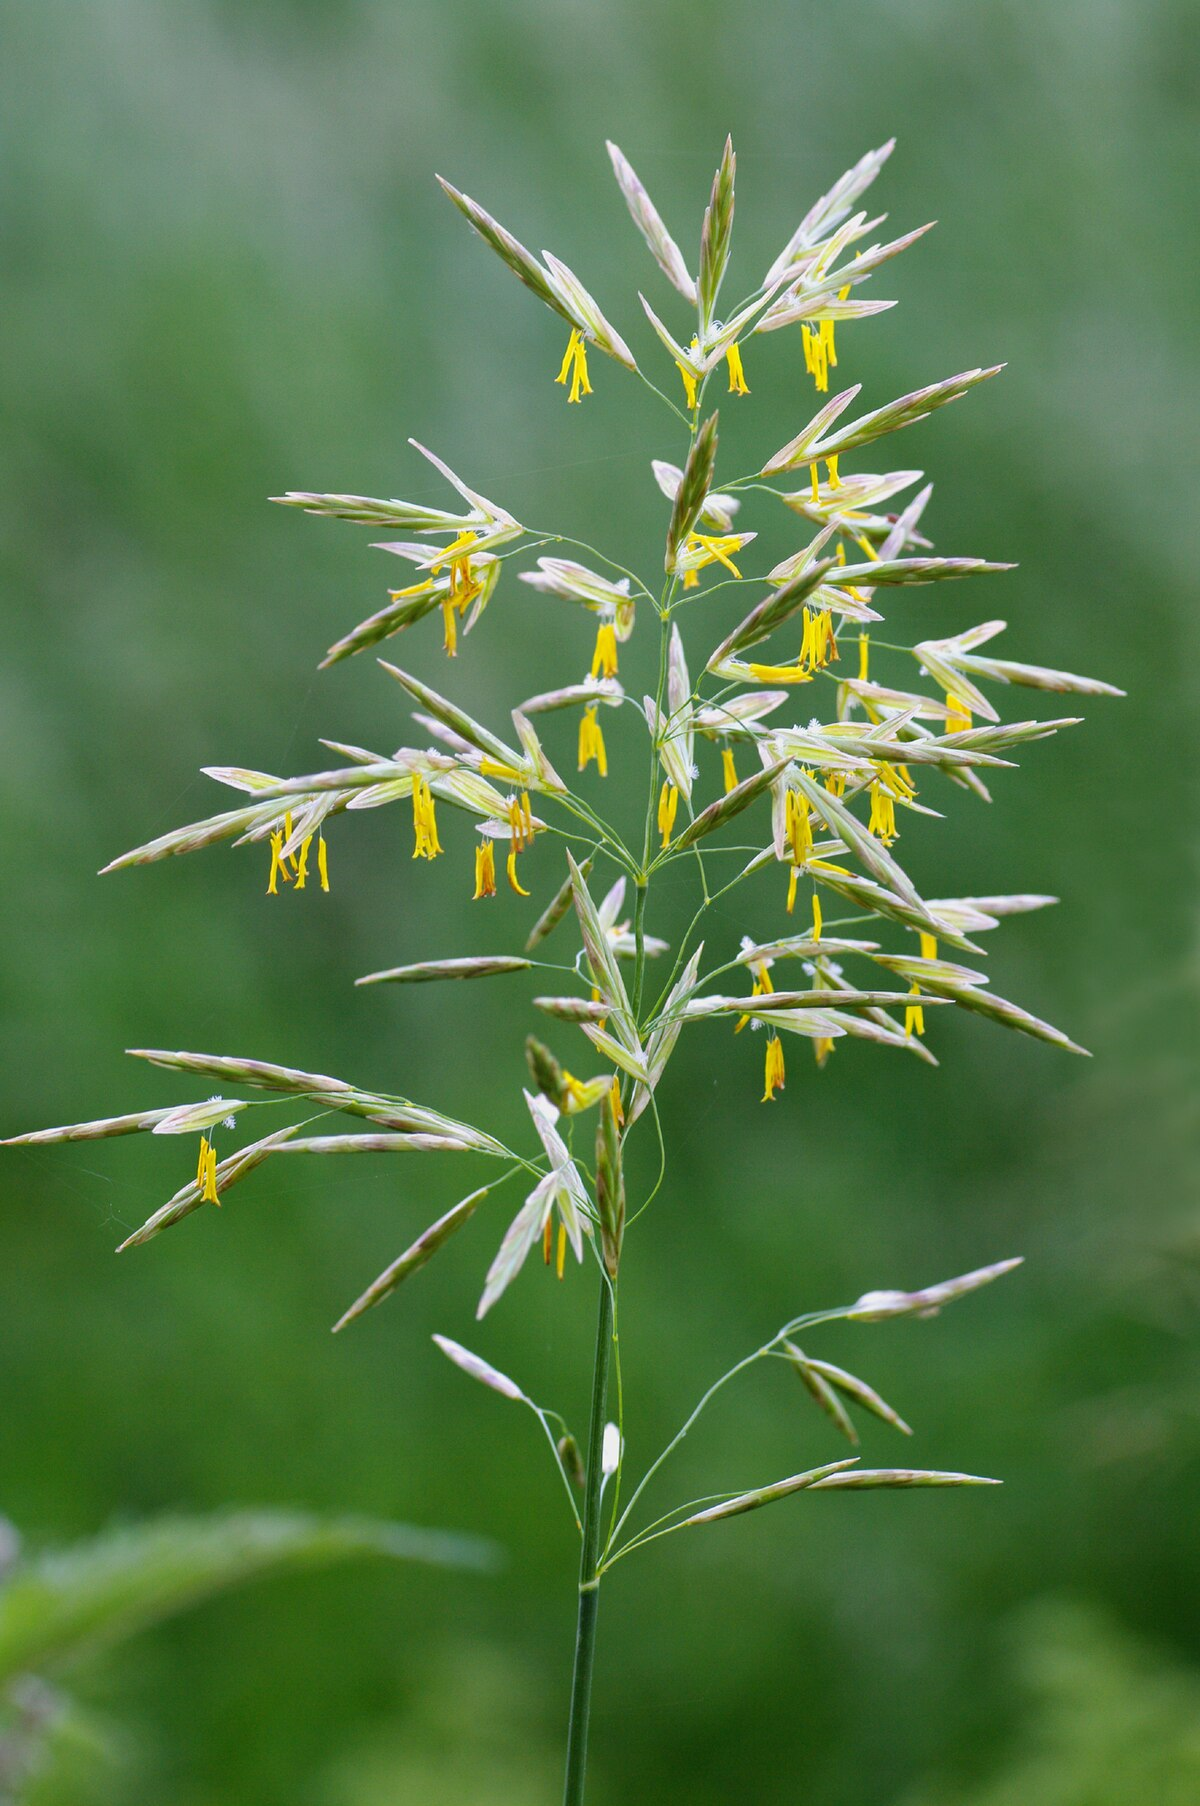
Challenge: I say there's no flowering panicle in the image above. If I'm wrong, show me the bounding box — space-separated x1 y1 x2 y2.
7 136 1122 1800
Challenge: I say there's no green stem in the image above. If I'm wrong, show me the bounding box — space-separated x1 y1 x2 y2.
631 881 648 1020
562 1270 615 1806
562 395 697 1804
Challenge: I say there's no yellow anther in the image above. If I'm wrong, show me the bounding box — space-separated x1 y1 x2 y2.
556 1222 567 1279
657 781 679 848
199 1138 220 1205
676 361 699 409
506 845 530 897
867 781 897 845
267 813 301 894
317 834 329 892
905 985 926 1039
785 787 813 866
428 529 479 575
556 329 593 403
387 579 436 602
945 692 973 733
578 705 608 776
812 892 823 942
479 757 527 784
561 1072 589 1112
449 561 480 608
508 793 532 854
743 660 813 685
507 796 522 853
591 621 618 680
683 532 745 581
735 962 775 1043
726 341 749 395
267 816 299 894
762 1034 786 1102
721 746 738 793
412 774 442 860
858 633 870 681
473 839 497 899
802 323 829 392
800 605 837 672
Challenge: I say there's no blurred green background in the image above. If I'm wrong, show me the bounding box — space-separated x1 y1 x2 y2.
1 0 1196 1800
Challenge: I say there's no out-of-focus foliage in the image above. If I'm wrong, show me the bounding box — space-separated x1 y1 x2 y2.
0 1511 487 1804
0 0 1195 1802
0 1512 487 1687
904 1603 1200 1805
